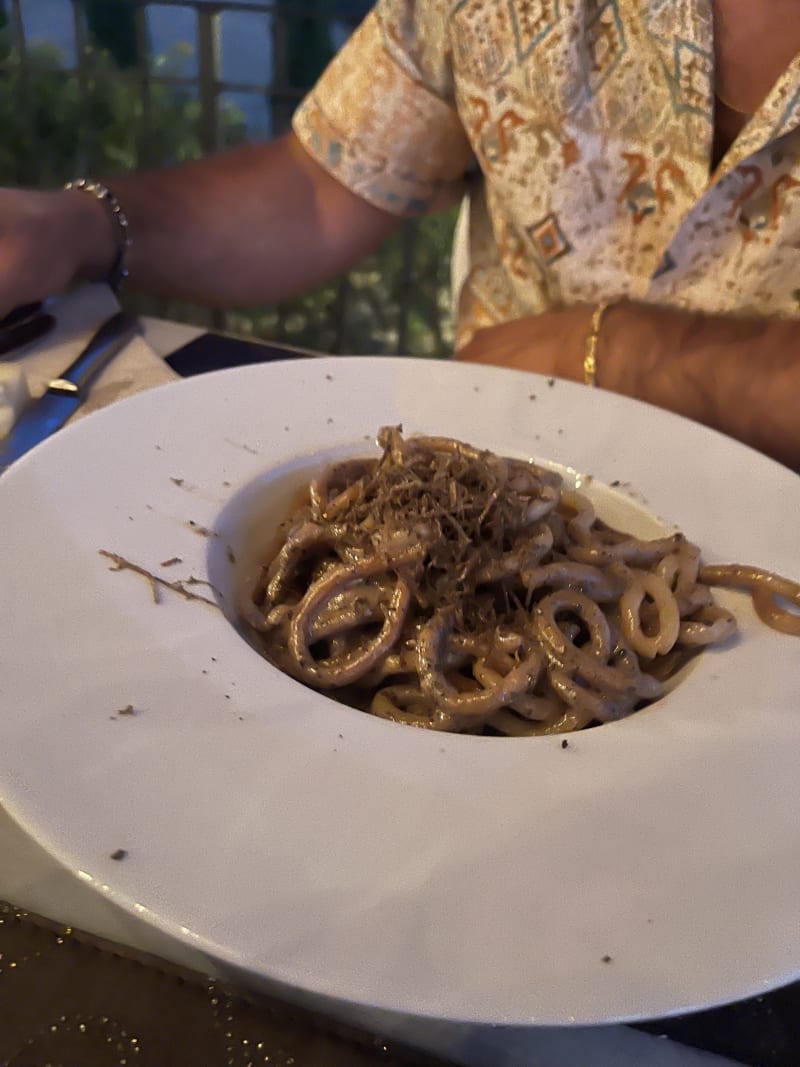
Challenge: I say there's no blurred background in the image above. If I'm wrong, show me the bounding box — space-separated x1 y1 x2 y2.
0 0 457 356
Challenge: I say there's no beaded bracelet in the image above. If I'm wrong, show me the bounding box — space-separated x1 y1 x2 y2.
63 178 131 292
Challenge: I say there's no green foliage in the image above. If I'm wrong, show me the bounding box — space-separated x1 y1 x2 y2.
226 210 457 358
0 29 455 358
0 42 246 185
0 2 8 62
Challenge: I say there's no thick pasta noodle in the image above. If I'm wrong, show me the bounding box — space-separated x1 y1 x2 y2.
239 427 800 735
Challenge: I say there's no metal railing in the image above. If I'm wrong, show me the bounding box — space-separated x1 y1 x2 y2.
1 0 454 356
8 0 345 139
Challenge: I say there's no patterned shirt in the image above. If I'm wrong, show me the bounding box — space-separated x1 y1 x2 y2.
292 0 800 348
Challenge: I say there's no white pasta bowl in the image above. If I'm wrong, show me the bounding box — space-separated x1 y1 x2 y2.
0 356 798 1026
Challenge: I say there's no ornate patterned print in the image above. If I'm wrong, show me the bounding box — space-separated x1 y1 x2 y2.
292 1 800 346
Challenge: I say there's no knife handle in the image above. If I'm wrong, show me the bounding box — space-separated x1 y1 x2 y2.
48 312 140 399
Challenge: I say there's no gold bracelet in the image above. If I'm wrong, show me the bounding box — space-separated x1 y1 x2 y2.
583 302 610 387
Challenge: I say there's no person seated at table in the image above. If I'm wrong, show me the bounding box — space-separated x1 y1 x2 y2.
0 0 798 468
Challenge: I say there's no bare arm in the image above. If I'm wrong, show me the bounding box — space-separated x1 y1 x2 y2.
457 303 800 471
0 133 402 314
600 303 800 471
108 133 402 303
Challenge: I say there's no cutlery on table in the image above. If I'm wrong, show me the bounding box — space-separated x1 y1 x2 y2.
0 311 140 475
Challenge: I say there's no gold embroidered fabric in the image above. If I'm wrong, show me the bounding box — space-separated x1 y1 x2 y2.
292 1 800 348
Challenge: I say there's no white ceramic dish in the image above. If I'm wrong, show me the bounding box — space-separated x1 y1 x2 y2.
0 356 798 1026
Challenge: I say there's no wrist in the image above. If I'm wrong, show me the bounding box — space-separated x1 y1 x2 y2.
582 302 612 386
586 300 645 394
552 305 598 381
60 185 121 285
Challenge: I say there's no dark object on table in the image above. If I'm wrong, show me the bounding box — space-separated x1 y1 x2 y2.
0 302 55 358
0 302 42 328
165 332 315 377
0 901 454 1067
635 983 800 1067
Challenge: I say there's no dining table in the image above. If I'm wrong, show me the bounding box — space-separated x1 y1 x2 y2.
0 283 796 1067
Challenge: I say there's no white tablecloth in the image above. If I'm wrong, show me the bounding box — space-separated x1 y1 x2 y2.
0 285 738 1067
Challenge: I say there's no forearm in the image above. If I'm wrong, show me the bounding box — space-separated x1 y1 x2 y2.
598 303 800 470
79 133 401 305
458 302 800 469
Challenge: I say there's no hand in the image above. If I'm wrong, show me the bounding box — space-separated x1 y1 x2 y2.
456 306 595 381
460 300 800 470
0 188 115 318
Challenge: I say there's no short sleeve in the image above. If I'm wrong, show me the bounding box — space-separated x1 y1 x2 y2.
292 4 473 217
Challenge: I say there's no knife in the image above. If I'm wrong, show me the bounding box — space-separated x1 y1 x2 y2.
0 311 140 474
